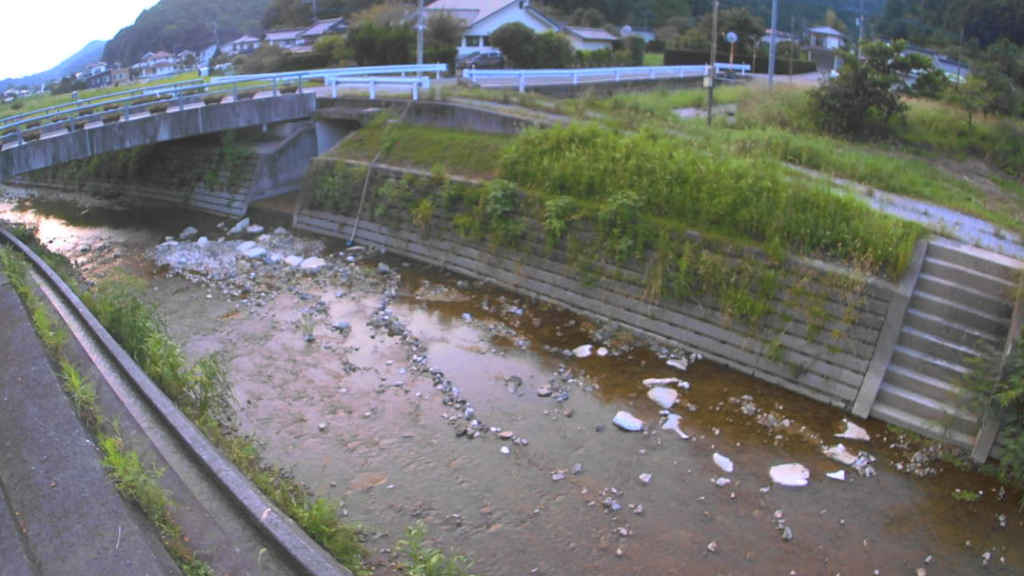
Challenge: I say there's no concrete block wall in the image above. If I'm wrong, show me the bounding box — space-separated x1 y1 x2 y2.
295 162 899 412
19 139 255 218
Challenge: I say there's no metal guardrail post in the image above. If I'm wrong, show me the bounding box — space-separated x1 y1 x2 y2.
232 81 239 101
178 89 185 112
17 128 23 145
572 72 578 85
679 67 685 78
435 65 441 80
650 67 656 79
423 76 431 90
615 70 621 82
412 81 419 101
272 77 277 96
331 78 338 98
519 73 526 93
369 80 376 100
298 76 303 93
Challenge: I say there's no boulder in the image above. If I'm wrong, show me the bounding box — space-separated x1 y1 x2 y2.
647 387 678 409
770 463 810 487
299 257 326 272
179 226 198 240
612 411 644 432
284 255 304 267
246 225 265 235
196 236 209 247
227 217 250 236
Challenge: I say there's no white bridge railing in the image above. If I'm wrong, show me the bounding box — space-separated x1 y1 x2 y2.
464 63 750 92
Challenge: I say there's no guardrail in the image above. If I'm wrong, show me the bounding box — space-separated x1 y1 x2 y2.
0 65 449 150
464 63 751 92
0 78 206 132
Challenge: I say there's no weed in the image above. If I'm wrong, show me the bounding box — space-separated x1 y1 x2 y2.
951 489 982 502
59 359 99 430
412 197 435 231
396 521 476 576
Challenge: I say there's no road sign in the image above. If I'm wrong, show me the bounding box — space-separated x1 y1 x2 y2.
725 31 738 44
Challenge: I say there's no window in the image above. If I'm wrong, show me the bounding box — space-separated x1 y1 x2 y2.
465 35 481 46
481 36 491 46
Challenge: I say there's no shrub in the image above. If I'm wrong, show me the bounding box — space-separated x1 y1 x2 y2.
102 113 121 124
148 103 170 114
236 90 257 100
78 108 94 117
25 120 40 129
103 103 120 112
203 95 223 106
23 130 42 141
350 22 415 66
73 120 87 130
280 84 299 94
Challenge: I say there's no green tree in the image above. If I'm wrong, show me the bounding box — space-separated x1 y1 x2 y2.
676 8 764 55
817 8 848 34
314 35 353 64
535 32 575 68
350 23 415 66
567 7 606 27
811 40 933 136
944 76 992 129
425 11 462 50
490 22 539 68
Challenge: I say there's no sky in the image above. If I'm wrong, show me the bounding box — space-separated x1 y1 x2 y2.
0 0 161 79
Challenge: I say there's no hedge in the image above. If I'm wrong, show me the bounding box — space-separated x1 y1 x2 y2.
664 49 817 75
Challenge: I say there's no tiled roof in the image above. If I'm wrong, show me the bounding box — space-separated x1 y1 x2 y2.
300 17 346 36
425 0 515 26
265 28 304 41
807 26 844 37
565 26 617 41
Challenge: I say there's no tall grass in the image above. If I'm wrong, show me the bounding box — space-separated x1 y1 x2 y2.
499 122 923 278
0 245 67 351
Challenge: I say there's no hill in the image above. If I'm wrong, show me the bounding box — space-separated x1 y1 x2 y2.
103 0 273 65
0 40 106 91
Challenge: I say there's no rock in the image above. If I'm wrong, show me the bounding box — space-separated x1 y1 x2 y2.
499 431 515 440
228 218 250 235
595 424 605 432
563 408 574 418
642 377 682 387
715 477 731 487
318 422 327 431
78 244 90 253
634 504 644 515
378 262 391 274
707 541 718 554
346 245 367 253
241 246 267 259
639 473 652 484
823 444 858 466
273 226 288 235
661 414 690 440
266 252 283 263
770 463 810 487
246 224 264 235
835 419 871 441
597 347 608 356
612 411 644 432
647 387 678 409
667 358 689 372
536 386 553 397
333 321 351 332
782 526 793 542
196 236 209 247
285 255 304 267
571 463 584 475
826 470 846 482
572 344 593 358
236 241 257 253
299 257 326 272
500 446 511 455
179 226 199 240
917 569 927 576
713 453 734 473
454 422 468 437
552 472 565 482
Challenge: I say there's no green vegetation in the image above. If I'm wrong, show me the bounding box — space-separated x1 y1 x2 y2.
0 246 67 352
500 122 922 278
331 122 508 179
951 488 983 503
396 521 476 576
642 52 664 67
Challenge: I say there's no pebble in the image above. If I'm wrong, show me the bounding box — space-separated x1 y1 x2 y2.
782 526 793 542
647 387 679 409
713 453 734 473
498 431 515 440
318 422 327 431
639 473 652 484
552 472 565 482
246 224 264 234
612 411 644 432
536 386 553 397
706 541 718 553
179 226 198 240
500 446 510 455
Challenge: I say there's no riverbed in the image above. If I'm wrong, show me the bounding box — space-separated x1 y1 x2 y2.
2 185 1021 576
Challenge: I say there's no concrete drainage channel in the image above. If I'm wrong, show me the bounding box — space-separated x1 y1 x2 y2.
0 227 351 576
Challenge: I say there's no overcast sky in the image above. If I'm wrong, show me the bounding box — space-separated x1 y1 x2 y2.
0 0 161 79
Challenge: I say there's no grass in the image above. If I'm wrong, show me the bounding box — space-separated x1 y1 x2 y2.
331 121 508 179
0 245 67 352
396 521 476 576
0 72 204 124
643 52 664 67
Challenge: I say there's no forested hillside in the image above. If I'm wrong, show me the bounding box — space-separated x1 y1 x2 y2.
103 0 273 65
876 0 1024 48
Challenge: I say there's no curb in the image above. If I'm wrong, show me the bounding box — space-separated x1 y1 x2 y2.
0 226 352 576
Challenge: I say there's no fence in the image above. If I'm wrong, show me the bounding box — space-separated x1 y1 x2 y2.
464 63 751 92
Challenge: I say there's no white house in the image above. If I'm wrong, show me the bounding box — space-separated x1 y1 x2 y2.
425 0 616 56
264 28 306 50
806 26 844 50
131 51 177 78
224 35 262 55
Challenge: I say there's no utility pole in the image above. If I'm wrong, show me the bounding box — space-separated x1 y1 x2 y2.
789 16 795 82
707 0 719 127
417 0 425 68
956 25 964 85
857 0 865 59
768 0 778 89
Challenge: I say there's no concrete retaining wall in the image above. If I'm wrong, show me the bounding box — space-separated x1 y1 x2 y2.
250 126 319 202
315 97 547 134
295 162 899 412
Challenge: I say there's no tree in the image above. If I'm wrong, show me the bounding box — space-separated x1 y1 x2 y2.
655 15 689 46
652 0 691 24
261 0 312 29
945 76 992 129
350 23 415 65
490 22 539 68
425 11 463 50
910 67 951 98
811 40 934 136
567 7 606 28
314 35 353 64
675 8 763 55
817 8 848 34
351 1 412 28
535 32 575 68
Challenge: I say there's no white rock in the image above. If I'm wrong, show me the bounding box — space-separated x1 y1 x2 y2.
236 241 257 253
500 446 510 455
273 226 288 235
835 420 871 441
299 257 326 272
246 224 264 234
823 444 858 466
228 217 250 235
660 414 690 440
713 453 734 473
196 236 209 247
596 347 608 356
639 473 652 484
241 246 267 259
643 377 681 387
826 470 846 482
715 477 731 487
770 463 810 487
573 344 593 358
179 226 198 240
266 252 283 263
647 387 678 409
284 255 304 267
667 358 689 371
613 411 644 432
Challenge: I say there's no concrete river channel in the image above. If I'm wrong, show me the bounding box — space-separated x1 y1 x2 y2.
1 184 1021 576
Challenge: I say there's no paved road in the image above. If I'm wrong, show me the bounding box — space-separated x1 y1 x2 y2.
0 272 179 576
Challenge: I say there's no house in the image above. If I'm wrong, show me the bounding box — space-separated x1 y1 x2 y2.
81 61 112 88
299 17 348 44
563 27 618 51
264 28 306 50
177 50 197 69
110 67 131 85
132 51 177 78
425 0 616 56
806 26 844 50
225 35 262 55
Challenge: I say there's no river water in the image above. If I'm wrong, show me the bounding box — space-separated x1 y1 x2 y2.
2 185 1021 576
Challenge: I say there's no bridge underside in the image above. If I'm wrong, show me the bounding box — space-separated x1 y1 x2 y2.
0 94 317 183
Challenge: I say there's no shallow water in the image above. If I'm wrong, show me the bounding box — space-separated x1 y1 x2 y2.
3 186 1022 576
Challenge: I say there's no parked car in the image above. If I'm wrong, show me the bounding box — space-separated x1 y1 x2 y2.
457 51 505 71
